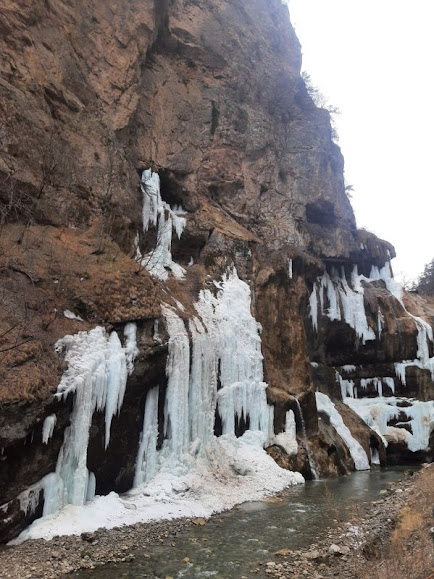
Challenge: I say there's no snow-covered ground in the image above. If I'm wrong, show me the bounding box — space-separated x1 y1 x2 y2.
13 431 303 543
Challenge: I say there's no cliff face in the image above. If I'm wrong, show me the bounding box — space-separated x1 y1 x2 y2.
0 0 433 543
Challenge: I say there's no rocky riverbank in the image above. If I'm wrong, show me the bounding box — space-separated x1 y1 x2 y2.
0 464 432 578
263 463 434 579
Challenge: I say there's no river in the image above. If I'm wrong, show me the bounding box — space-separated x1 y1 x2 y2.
72 466 410 578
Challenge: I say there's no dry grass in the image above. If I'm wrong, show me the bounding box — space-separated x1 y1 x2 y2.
356 466 434 579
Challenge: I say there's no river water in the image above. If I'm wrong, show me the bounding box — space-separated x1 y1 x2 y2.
73 466 409 579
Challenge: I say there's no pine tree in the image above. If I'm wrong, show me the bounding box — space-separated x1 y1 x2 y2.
417 258 434 295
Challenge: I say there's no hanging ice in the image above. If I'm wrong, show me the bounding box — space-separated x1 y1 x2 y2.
134 269 276 486
345 396 434 452
308 267 375 343
137 169 186 281
15 272 304 543
19 324 138 518
316 392 370 470
42 415 56 444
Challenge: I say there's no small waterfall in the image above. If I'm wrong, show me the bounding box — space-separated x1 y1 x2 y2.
294 399 318 480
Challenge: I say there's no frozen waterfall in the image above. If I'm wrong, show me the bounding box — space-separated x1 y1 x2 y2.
134 269 286 485
136 169 186 280
13 271 302 543
16 324 137 520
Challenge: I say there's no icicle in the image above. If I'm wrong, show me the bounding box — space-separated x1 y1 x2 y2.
377 307 384 339
19 325 137 516
308 283 319 332
42 415 57 444
161 306 190 459
288 258 293 279
141 169 161 231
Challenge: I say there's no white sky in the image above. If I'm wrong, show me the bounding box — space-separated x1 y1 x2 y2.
287 0 434 282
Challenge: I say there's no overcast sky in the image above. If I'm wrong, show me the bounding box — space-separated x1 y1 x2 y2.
286 0 434 282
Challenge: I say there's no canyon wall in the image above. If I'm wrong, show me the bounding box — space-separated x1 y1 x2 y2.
0 0 433 542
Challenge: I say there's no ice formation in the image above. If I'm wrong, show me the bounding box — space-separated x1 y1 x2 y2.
271 410 298 456
136 169 186 280
337 374 396 400
308 266 376 343
14 271 302 542
16 324 138 521
134 269 293 485
310 261 434 458
370 261 434 382
63 310 84 321
316 392 370 470
42 415 57 444
345 397 434 452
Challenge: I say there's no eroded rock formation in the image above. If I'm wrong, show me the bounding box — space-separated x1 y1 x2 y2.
0 0 432 542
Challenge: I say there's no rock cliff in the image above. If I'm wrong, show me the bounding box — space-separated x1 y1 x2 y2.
0 0 432 542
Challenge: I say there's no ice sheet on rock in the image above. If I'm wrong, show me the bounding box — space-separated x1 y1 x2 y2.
316 392 370 470
138 169 186 281
345 396 434 452
42 415 57 444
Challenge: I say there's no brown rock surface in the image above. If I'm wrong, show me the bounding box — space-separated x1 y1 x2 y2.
0 0 433 544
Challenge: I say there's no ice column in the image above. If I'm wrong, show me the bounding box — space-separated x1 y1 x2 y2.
134 386 160 486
